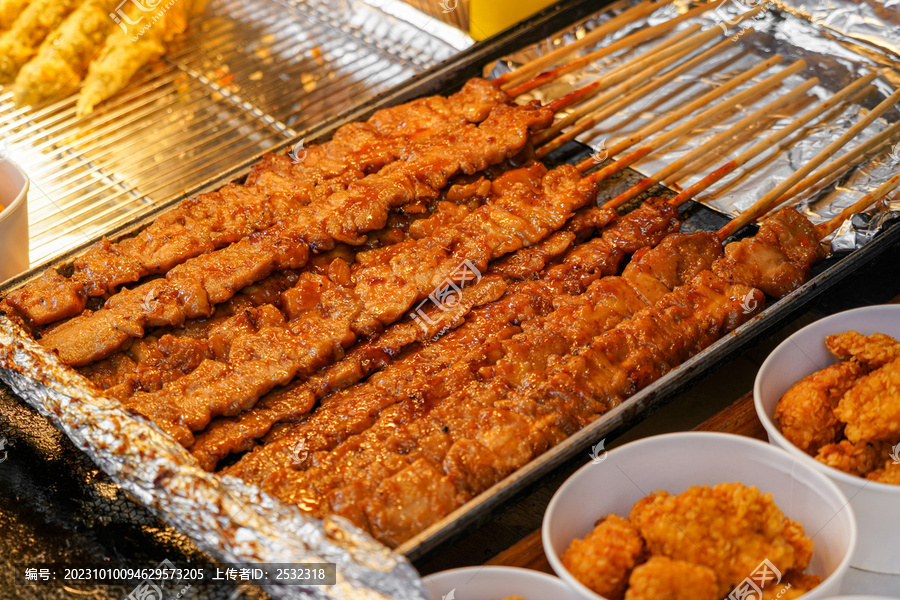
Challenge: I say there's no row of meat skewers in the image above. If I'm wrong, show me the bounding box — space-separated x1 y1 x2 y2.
2 0 899 547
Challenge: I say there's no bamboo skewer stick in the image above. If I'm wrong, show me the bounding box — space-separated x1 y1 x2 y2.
495 0 671 89
765 117 900 213
535 35 737 158
819 174 900 237
531 24 705 144
602 77 818 209
581 59 806 186
666 74 879 207
507 1 719 97
664 92 817 185
572 55 783 173
718 85 900 238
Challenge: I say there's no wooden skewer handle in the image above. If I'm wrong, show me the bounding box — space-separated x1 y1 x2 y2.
819 173 900 237
601 55 783 161
721 84 900 238
508 0 719 97
496 0 668 89
536 27 722 155
671 73 877 207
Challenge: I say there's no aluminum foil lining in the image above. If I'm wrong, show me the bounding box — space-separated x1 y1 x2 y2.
491 0 900 252
0 317 429 600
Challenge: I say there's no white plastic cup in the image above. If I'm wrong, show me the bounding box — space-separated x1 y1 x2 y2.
543 432 857 600
422 565 584 600
0 157 30 283
755 305 900 574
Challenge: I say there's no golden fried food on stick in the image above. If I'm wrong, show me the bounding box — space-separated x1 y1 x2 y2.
562 514 645 600
835 357 900 444
0 0 30 29
774 361 860 455
826 331 900 370
76 0 208 114
0 0 85 83
12 0 117 106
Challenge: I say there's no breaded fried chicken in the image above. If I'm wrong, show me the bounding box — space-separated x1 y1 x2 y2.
760 571 823 600
815 440 892 477
835 357 900 444
866 459 900 485
628 483 812 597
562 514 645 600
774 361 858 454
624 556 719 600
826 331 900 370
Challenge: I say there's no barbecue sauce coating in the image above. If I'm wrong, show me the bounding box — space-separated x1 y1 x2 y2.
35 101 553 368
121 162 592 446
221 209 819 547
0 78 509 326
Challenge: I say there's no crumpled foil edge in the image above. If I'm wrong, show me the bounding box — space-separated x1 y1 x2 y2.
0 316 429 600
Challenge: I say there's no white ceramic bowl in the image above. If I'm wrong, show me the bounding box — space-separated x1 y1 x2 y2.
422 566 583 600
0 157 30 283
543 432 857 600
755 305 900 574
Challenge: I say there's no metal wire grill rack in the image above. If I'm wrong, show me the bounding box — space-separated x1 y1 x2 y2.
0 0 465 266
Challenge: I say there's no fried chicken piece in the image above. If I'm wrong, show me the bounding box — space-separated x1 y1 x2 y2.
835 356 900 444
76 0 208 114
628 483 811 597
815 440 892 477
826 331 900 370
0 0 84 83
760 571 822 600
12 0 117 106
866 458 900 485
624 556 718 600
0 0 30 29
774 361 860 455
562 514 645 600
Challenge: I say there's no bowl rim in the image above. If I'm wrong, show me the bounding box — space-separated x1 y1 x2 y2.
421 565 578 597
542 431 858 600
0 157 29 226
753 304 900 494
